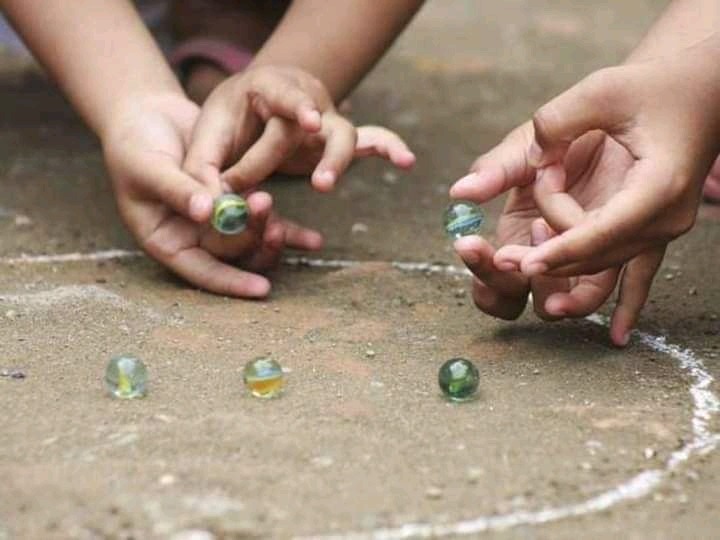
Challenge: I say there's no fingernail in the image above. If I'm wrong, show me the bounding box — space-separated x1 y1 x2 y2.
304 109 321 130
619 331 631 347
496 260 519 272
523 261 548 276
528 141 543 167
314 169 336 187
451 173 480 190
189 193 212 221
248 277 272 298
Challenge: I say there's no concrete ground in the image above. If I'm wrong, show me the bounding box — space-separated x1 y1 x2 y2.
1 1 719 539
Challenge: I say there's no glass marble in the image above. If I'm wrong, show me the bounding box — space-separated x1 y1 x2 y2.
438 357 479 401
243 356 284 399
212 193 249 235
105 355 147 399
443 200 485 239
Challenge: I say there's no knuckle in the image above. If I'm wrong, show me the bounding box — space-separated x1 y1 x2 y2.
142 230 176 261
473 288 525 320
305 75 322 93
551 239 587 268
531 104 558 147
182 159 204 181
664 171 692 201
581 66 625 103
668 212 696 238
658 173 698 238
303 74 326 99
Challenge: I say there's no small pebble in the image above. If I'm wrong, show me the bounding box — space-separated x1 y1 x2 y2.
311 456 334 468
364 349 376 358
466 467 484 483
170 530 216 540
644 448 656 460
688 286 698 296
425 487 443 499
159 474 177 486
382 171 398 184
532 368 540 375
351 222 369 234
0 369 25 379
13 214 32 227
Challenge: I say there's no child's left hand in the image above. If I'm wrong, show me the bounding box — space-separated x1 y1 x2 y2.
182 65 416 193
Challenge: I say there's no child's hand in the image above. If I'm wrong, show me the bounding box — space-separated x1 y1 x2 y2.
182 65 415 193
450 36 720 345
450 124 622 335
102 93 322 298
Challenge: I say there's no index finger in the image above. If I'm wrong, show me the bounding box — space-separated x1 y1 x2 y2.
520 160 667 276
183 99 261 188
450 121 537 202
248 73 322 131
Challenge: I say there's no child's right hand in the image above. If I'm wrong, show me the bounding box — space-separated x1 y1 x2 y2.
182 65 416 193
450 36 720 345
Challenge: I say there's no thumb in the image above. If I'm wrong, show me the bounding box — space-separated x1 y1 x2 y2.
529 66 635 167
135 153 216 224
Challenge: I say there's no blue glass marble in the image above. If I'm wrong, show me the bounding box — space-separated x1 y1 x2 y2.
243 356 285 398
443 200 485 239
212 193 249 235
438 358 479 401
105 355 147 399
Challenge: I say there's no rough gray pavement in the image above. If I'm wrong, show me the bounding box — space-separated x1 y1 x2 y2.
1 1 719 539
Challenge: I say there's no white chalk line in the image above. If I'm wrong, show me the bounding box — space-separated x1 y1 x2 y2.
0 251 472 277
0 250 717 538
0 249 143 265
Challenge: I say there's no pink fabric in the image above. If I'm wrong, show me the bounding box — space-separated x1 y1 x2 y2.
169 37 254 73
703 179 720 203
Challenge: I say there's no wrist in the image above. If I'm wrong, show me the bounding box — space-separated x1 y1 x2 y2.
99 89 192 144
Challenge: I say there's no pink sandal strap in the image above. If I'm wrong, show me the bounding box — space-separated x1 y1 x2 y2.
169 37 254 75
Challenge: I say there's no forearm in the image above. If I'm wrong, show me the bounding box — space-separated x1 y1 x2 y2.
250 0 425 102
0 0 183 137
626 0 720 62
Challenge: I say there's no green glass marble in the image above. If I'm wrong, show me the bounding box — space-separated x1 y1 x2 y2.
443 200 485 239
212 193 249 235
243 356 284 399
105 355 147 399
438 357 479 401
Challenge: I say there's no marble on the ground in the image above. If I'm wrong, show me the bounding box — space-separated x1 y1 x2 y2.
0 2 719 539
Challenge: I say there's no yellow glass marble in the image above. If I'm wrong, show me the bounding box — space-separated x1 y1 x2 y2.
243 356 284 398
212 193 249 235
105 355 147 399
